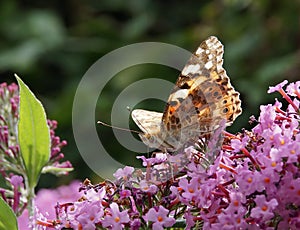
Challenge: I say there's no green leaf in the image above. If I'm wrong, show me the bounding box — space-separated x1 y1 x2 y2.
0 197 18 230
16 75 50 189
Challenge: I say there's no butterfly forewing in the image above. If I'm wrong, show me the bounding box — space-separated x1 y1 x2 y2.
161 36 241 132
131 109 162 135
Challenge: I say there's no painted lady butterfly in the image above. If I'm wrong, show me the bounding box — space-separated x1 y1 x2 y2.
131 36 242 152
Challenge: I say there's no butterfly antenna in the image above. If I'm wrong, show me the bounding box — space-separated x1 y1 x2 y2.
97 121 141 134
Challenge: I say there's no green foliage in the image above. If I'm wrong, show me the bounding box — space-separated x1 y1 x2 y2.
0 197 18 230
16 76 50 189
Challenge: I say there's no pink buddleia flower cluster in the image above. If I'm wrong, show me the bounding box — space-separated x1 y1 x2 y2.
17 181 82 230
40 80 300 229
0 82 72 217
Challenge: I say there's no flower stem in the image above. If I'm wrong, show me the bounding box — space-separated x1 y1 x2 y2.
25 176 36 229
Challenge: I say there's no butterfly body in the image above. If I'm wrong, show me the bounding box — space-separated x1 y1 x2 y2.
131 36 242 152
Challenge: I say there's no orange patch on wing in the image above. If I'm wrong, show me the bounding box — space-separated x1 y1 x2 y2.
169 106 176 113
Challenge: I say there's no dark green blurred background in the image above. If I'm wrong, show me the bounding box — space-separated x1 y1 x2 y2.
1 0 299 188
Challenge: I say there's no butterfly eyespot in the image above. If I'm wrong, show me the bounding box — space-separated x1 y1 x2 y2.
223 108 229 114
213 91 219 97
223 99 227 104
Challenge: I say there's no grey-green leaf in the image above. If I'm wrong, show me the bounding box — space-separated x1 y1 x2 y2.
16 75 50 189
0 197 18 230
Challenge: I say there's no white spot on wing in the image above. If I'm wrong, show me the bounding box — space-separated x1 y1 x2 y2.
204 61 213 70
169 89 189 101
182 64 200 75
196 47 204 55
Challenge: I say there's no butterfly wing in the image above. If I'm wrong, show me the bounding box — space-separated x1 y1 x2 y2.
131 36 242 151
131 109 169 149
131 109 163 135
162 36 242 140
